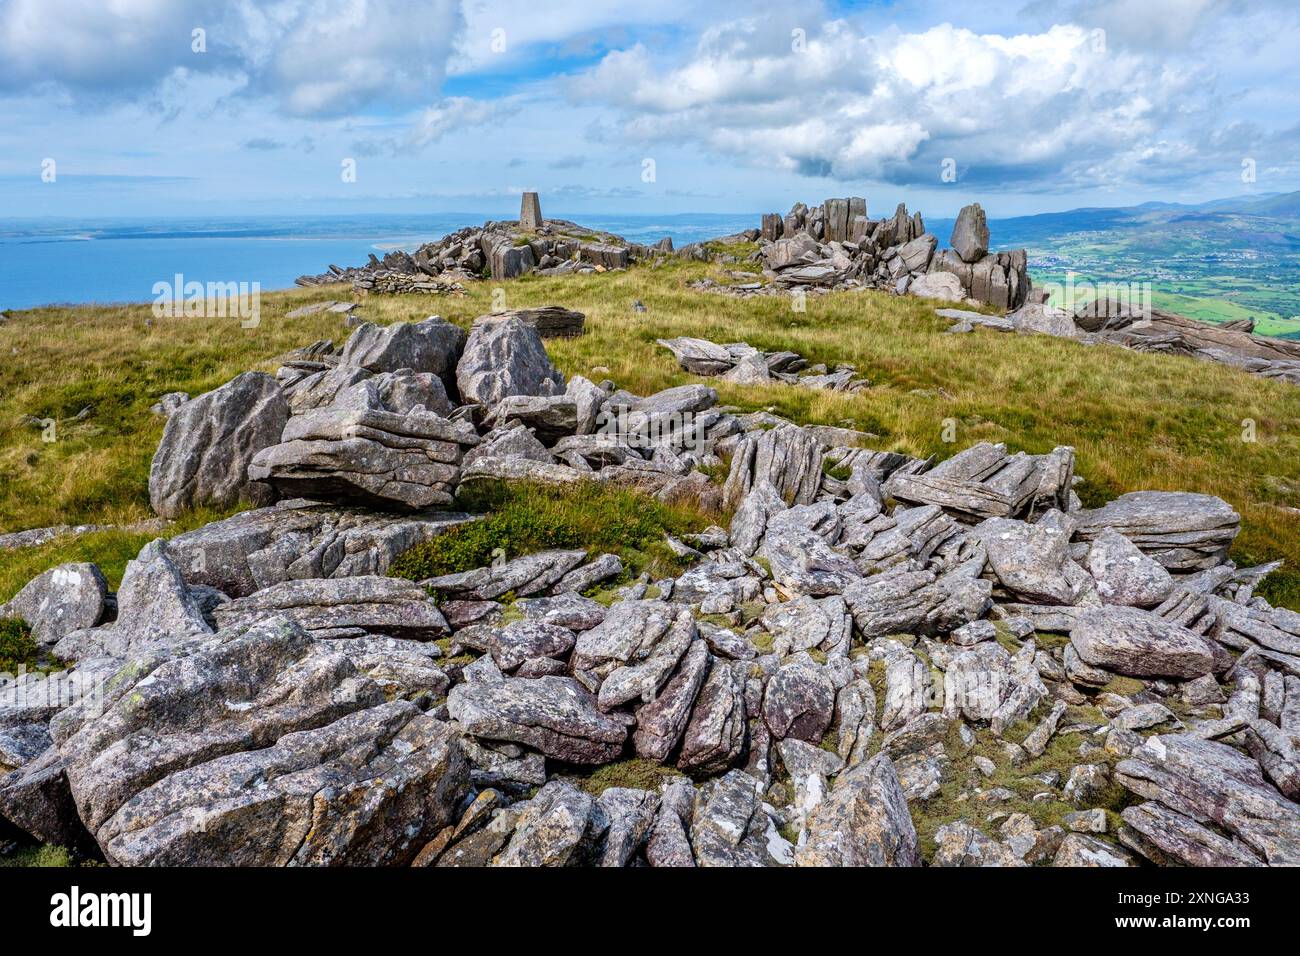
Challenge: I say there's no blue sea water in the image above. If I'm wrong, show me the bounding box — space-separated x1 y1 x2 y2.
0 213 760 311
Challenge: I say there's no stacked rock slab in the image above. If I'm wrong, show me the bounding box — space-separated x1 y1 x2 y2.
248 407 480 510
50 616 468 866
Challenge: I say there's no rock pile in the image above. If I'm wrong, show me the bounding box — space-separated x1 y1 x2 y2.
3 304 1298 869
657 336 870 393
746 199 1031 310
296 194 676 293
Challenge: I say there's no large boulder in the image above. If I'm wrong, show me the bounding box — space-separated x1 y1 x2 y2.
456 316 565 406
1070 606 1215 678
338 315 466 397
0 563 107 647
51 616 468 865
972 516 1092 605
248 407 479 511
148 371 289 519
908 272 966 301
795 753 921 866
950 203 990 264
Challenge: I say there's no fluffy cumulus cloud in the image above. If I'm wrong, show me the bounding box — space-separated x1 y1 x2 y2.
0 0 465 118
570 1 1297 193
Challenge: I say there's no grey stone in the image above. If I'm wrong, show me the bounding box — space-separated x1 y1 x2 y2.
165 500 474 598
634 641 711 760
1070 606 1215 679
690 769 791 867
55 539 211 660
52 616 468 865
447 675 631 764
248 406 478 511
763 654 835 742
212 576 448 639
495 780 597 866
149 371 289 519
1 563 107 647
950 203 990 263
1085 529 1175 607
1074 491 1240 572
338 315 466 396
1115 733 1300 865
422 549 587 601
571 600 695 710
972 516 1092 606
456 316 565 406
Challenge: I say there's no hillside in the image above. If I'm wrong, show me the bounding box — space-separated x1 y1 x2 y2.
973 194 1300 340
2 250 1297 608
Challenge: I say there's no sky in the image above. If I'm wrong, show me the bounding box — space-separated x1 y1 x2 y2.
1 0 1298 220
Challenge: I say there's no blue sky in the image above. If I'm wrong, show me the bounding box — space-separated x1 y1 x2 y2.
2 0 1298 220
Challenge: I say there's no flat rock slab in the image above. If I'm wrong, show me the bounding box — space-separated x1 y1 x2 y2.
165 499 477 598
1075 491 1240 571
448 675 632 764
212 576 449 639
1070 606 1215 678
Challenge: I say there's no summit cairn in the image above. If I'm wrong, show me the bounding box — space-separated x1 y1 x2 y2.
520 191 543 231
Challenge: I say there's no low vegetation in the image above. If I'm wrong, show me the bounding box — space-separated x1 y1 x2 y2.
0 617 39 674
387 480 712 583
1 246 1297 607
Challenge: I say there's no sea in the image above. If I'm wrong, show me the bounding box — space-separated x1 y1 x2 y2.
0 213 763 311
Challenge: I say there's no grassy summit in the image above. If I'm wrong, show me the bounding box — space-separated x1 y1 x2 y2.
1 247 1297 607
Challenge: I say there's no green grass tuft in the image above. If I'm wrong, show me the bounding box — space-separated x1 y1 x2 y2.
388 480 711 582
0 617 39 674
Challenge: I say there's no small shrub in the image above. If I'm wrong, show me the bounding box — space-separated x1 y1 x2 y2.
0 617 39 674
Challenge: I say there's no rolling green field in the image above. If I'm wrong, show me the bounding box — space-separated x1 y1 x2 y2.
1004 204 1300 339
1 249 1298 609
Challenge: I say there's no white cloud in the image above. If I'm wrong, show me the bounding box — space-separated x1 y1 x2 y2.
571 11 1221 189
0 0 466 118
